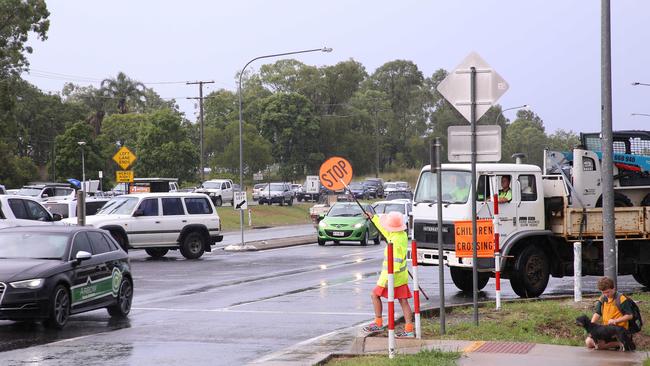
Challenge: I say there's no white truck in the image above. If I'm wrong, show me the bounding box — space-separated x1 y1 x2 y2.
412 144 650 298
194 179 234 207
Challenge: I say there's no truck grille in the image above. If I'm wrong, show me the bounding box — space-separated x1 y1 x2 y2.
414 222 455 250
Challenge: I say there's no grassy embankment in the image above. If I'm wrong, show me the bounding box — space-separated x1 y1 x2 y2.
216 203 313 231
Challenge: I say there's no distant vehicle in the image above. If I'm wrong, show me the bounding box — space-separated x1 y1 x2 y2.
0 226 133 329
338 181 371 201
317 202 380 246
384 181 410 195
194 179 234 206
43 197 110 219
291 184 302 195
296 181 324 202
258 182 294 206
0 195 63 229
110 178 179 196
252 183 266 201
385 191 413 201
64 192 222 259
15 183 74 202
373 199 412 236
0 184 6 195
364 178 385 198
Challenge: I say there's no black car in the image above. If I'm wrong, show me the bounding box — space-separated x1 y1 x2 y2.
364 178 385 198
386 191 413 200
0 226 133 329
338 182 371 201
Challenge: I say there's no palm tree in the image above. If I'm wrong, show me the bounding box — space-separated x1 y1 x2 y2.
101 72 146 114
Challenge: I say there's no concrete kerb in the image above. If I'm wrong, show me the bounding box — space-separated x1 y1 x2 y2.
224 234 317 252
260 293 638 365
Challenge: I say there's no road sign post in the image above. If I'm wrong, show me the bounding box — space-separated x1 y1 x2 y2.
234 191 247 210
437 52 509 326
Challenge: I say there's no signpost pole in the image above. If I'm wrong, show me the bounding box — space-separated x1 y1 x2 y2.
432 138 445 334
470 66 479 326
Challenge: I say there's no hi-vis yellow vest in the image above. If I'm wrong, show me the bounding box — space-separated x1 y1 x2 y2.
372 215 409 288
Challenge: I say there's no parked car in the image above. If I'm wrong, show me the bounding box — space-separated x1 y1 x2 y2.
317 202 380 246
364 178 385 198
64 192 223 259
337 181 371 201
43 197 110 219
0 184 6 194
258 182 295 206
15 183 74 202
385 191 413 201
296 182 324 202
252 183 267 201
194 179 234 206
0 195 63 229
373 199 412 236
0 226 133 329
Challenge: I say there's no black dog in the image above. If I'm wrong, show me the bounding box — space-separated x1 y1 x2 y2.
576 315 636 351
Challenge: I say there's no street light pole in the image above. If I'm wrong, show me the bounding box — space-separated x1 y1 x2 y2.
495 104 529 126
631 113 650 117
232 47 332 250
632 82 650 87
77 141 87 226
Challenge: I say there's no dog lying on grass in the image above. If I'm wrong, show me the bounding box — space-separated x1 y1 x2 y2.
576 315 635 351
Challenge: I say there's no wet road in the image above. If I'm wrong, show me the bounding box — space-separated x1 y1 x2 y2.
0 239 645 365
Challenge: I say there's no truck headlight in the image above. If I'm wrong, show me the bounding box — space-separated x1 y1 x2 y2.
353 222 364 229
10 278 44 289
318 221 327 228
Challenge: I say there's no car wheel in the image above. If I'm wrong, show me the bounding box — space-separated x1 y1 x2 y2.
318 238 325 246
333 240 340 245
145 248 168 258
215 196 223 207
360 231 368 246
279 198 284 206
288 197 293 206
180 232 205 259
107 277 133 318
110 231 128 253
374 235 381 245
44 285 70 329
267 201 272 205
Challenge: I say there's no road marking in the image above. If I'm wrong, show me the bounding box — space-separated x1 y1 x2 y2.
341 249 383 257
463 341 485 353
131 307 373 316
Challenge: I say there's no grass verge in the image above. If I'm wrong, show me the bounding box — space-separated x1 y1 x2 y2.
326 349 460 366
217 203 313 231
416 293 650 350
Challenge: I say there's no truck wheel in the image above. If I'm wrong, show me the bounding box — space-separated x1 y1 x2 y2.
633 265 650 287
110 231 129 253
596 193 633 207
215 196 223 207
180 232 205 259
145 248 168 258
107 277 133 318
450 267 489 292
509 245 550 298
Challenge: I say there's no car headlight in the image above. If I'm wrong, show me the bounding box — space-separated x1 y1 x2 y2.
10 278 45 289
354 222 364 229
318 221 327 228
210 192 216 196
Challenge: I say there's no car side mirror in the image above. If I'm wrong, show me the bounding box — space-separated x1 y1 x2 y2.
42 193 49 198
133 209 144 217
75 250 92 264
51 213 62 221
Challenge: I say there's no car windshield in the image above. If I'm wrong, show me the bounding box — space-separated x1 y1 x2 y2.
96 196 139 215
387 192 412 200
396 182 409 189
16 187 41 197
267 183 286 191
254 184 266 190
385 183 397 189
202 182 221 189
327 204 365 217
349 182 364 190
414 170 471 204
0 233 68 259
374 203 404 214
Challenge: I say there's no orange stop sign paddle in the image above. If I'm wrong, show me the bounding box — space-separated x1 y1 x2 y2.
319 156 353 191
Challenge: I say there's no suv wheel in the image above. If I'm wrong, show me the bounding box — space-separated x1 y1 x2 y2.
145 248 168 258
180 232 206 259
287 197 293 206
44 285 70 329
110 231 129 253
214 196 223 207
107 277 133 318
279 198 284 206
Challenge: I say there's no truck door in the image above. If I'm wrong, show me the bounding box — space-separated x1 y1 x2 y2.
572 149 601 208
494 174 517 240
515 174 544 232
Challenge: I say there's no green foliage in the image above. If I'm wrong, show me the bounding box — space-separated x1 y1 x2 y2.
0 0 49 76
101 72 147 114
547 129 580 151
502 112 548 166
54 122 104 181
209 122 272 177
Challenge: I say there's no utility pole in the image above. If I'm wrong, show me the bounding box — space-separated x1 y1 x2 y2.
187 80 215 182
374 107 380 178
601 0 616 285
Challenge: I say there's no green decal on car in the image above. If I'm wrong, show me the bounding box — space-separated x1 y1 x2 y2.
111 267 123 296
71 268 122 305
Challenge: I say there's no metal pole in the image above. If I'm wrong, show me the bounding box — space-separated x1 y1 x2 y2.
187 80 215 182
601 0 616 286
375 108 380 178
411 240 421 339
433 139 445 334
493 193 501 310
387 242 395 359
470 66 479 326
236 47 332 249
574 241 582 302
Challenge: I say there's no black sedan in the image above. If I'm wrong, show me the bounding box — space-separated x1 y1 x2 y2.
0 226 133 329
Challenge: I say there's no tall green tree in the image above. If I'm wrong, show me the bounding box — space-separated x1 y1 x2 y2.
101 72 146 114
0 0 49 77
502 110 547 166
54 122 105 181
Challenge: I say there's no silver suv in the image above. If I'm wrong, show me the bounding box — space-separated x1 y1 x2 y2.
258 183 295 206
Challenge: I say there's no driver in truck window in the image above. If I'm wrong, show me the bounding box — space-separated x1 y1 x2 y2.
498 175 512 203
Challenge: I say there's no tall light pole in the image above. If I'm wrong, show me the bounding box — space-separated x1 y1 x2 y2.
77 141 87 226
632 82 650 87
495 104 529 126
631 113 650 117
232 47 332 250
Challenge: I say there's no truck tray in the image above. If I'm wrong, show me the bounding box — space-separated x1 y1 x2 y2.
553 207 646 240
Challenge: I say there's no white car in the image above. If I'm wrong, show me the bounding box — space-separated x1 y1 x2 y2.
43 197 110 219
64 193 223 259
14 183 75 202
252 183 266 201
194 179 234 206
372 199 412 236
0 195 64 228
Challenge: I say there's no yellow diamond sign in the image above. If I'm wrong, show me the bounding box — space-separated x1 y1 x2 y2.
113 146 137 170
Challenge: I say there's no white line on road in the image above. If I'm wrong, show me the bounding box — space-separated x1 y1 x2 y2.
341 249 383 257
131 307 373 316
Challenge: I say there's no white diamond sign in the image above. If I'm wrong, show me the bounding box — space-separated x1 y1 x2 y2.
437 52 509 123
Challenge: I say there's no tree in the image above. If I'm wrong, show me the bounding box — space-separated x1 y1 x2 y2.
210 122 272 178
101 72 146 114
259 93 319 180
547 129 580 151
0 0 49 77
502 117 547 167
54 122 105 181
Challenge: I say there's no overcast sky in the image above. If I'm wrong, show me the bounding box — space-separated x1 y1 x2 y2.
21 0 649 134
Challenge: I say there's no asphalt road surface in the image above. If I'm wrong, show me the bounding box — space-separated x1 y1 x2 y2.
0 237 645 365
